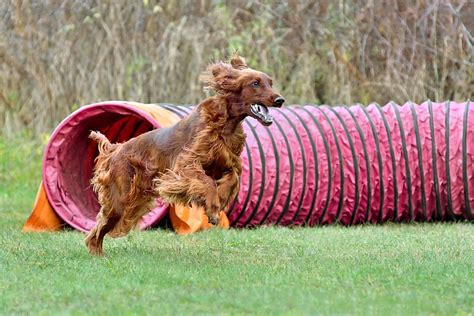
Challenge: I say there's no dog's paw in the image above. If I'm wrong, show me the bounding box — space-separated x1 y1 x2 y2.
85 236 105 256
208 213 220 226
86 242 105 256
88 247 105 257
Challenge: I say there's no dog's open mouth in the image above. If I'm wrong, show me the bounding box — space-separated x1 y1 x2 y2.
250 103 273 126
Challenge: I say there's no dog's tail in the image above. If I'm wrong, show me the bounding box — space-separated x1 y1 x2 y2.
89 131 114 154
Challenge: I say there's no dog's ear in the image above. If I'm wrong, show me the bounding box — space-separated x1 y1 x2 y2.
200 62 240 93
230 56 248 70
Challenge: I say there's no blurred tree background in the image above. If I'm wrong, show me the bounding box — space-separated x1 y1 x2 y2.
0 0 473 137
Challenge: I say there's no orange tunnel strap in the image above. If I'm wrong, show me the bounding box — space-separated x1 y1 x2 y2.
23 181 63 232
170 204 230 235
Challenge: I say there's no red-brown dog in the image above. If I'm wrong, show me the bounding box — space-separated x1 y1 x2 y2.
85 56 284 255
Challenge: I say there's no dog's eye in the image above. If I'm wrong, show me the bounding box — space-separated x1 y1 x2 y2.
251 81 259 87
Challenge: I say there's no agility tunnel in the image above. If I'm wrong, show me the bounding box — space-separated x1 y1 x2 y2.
24 100 473 233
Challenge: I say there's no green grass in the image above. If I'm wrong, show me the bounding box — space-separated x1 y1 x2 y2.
1 136 473 315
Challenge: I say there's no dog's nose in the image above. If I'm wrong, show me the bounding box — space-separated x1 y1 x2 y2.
273 97 285 107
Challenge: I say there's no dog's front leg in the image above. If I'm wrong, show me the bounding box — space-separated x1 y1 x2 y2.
187 174 222 225
156 164 222 225
216 169 240 211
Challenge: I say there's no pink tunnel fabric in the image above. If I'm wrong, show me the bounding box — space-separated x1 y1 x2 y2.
42 101 473 231
166 101 473 227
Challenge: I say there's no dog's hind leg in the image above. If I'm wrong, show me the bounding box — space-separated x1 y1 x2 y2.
85 210 120 256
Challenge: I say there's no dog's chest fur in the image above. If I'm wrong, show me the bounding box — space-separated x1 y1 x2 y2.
200 126 245 180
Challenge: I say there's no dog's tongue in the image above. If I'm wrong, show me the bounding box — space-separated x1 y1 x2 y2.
251 104 273 126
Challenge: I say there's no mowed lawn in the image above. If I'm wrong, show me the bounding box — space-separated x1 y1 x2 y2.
0 137 473 315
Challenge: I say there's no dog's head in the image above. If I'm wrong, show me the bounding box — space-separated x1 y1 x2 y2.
200 56 284 126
